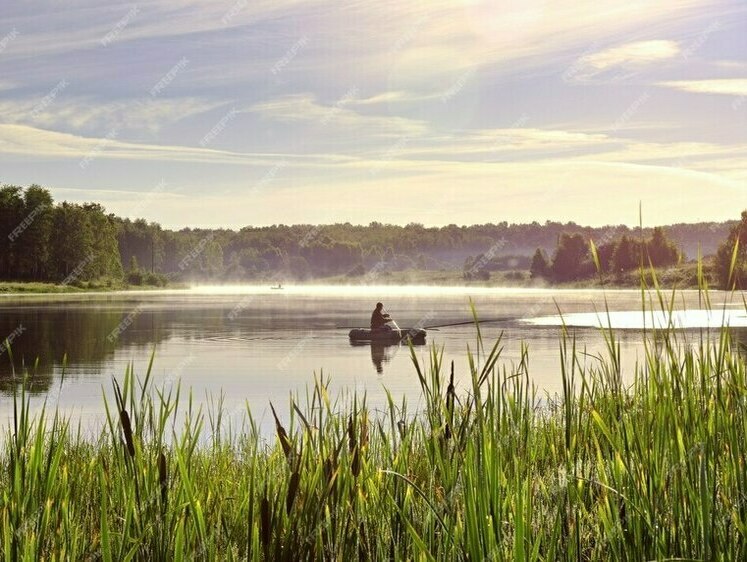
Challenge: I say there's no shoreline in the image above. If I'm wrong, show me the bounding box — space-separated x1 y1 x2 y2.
0 281 189 295
0 263 711 295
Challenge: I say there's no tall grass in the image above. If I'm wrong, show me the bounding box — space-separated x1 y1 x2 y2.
1 296 746 560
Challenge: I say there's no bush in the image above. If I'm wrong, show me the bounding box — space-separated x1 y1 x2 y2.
127 269 145 285
143 271 169 287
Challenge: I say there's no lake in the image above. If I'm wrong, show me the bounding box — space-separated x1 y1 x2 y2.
1 286 745 432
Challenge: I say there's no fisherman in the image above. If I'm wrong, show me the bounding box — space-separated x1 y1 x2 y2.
370 302 392 330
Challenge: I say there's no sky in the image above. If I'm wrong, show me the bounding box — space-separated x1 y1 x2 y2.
0 0 745 228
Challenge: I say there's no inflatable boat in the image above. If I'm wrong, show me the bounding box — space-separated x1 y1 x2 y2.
348 326 426 344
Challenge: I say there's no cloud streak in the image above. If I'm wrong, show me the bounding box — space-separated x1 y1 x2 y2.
657 79 747 96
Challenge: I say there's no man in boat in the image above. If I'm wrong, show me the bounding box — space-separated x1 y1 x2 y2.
370 302 392 331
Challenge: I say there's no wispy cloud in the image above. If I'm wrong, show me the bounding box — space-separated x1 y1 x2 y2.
0 123 349 166
0 97 221 135
567 40 681 82
656 79 747 96
585 40 681 69
250 94 428 138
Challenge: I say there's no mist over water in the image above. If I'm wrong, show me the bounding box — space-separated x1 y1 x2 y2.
0 286 744 431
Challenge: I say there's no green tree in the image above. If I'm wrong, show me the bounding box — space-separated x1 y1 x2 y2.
612 236 638 273
85 204 123 280
715 210 747 290
0 185 24 278
529 248 549 279
646 227 680 268
550 234 589 282
16 185 54 279
49 203 95 281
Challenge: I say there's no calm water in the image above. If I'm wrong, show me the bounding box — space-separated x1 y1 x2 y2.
0 286 745 431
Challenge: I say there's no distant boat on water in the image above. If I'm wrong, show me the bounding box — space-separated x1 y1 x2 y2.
271 283 284 290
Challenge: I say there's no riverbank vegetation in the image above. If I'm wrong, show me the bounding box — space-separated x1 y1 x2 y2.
1 292 746 559
1 184 743 289
523 213 747 290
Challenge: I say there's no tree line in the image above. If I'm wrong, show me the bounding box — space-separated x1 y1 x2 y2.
715 211 747 290
0 184 744 289
520 217 745 289
527 227 681 283
1 185 122 283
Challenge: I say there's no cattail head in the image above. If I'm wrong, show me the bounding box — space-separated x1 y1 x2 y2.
347 416 356 454
270 403 293 463
260 495 272 547
119 409 135 458
158 451 168 509
397 420 406 440
286 471 300 514
360 411 369 450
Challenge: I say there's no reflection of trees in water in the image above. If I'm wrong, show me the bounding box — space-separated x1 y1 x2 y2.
0 308 172 395
644 327 747 353
733 328 747 357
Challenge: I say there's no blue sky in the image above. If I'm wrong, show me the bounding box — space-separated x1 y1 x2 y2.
0 0 745 228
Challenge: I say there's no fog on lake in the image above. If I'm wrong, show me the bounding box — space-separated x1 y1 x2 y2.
1 285 745 431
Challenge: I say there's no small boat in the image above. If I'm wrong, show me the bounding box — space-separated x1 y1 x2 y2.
270 283 284 290
348 327 426 344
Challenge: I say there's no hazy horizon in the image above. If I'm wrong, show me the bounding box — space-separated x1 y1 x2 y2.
1 1 745 228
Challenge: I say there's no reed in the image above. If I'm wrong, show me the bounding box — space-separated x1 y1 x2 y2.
1 287 746 560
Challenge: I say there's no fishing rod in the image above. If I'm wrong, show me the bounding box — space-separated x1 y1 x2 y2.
423 317 511 330
337 317 512 330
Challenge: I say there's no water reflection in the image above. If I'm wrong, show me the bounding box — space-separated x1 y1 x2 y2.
0 290 742 416
349 340 426 374
0 307 171 393
734 328 747 358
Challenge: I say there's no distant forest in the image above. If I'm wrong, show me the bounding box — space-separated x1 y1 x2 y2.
1 184 745 289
